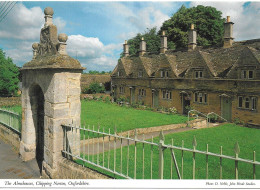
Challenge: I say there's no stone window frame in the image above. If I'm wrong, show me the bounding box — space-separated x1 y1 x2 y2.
162 89 172 100
238 96 243 108
194 92 207 104
138 70 143 78
160 70 169 78
119 86 125 94
245 97 250 109
194 70 203 78
138 88 146 97
237 96 257 111
252 97 257 111
241 70 254 79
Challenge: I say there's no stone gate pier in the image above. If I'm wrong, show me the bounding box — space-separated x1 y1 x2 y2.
20 7 84 178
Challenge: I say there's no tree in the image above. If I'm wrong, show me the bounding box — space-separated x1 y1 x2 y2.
0 49 19 97
122 5 225 55
121 27 161 57
159 5 225 49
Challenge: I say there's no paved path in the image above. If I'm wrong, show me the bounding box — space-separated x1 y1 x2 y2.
0 138 41 179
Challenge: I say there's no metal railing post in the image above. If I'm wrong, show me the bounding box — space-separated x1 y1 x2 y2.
158 130 165 179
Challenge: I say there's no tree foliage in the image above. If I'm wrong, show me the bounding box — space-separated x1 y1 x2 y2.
123 5 225 55
0 49 19 97
83 82 105 94
159 5 225 49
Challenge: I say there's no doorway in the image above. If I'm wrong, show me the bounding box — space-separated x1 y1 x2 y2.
130 87 135 104
182 93 190 115
29 85 45 173
221 96 232 122
152 90 159 108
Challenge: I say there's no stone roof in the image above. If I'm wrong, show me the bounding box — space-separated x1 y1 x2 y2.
113 39 260 79
22 54 84 70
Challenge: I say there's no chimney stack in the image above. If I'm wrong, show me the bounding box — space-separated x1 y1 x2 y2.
123 40 129 57
160 31 167 53
139 37 146 56
44 7 54 27
223 16 234 48
188 24 197 51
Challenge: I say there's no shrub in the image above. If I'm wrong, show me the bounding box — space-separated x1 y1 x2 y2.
169 107 178 114
83 82 105 94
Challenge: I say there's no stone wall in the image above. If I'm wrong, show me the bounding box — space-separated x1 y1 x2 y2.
42 158 111 179
0 123 20 153
81 74 111 90
0 97 21 107
112 77 260 124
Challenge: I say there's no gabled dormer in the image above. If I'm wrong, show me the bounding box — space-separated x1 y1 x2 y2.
111 59 127 78
226 47 260 79
154 54 177 78
184 51 214 79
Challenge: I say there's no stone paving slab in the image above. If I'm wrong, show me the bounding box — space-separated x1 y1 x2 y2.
0 138 40 179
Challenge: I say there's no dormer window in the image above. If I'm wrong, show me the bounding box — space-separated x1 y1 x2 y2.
138 70 143 78
195 71 203 78
118 70 123 77
241 70 254 79
161 70 169 78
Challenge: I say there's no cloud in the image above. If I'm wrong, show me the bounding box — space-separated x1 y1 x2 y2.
67 35 104 58
67 34 120 71
0 3 43 40
0 3 67 66
190 2 260 41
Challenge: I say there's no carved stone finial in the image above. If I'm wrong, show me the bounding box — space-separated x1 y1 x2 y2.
58 33 68 55
32 43 39 59
44 7 54 26
44 7 54 16
58 33 68 43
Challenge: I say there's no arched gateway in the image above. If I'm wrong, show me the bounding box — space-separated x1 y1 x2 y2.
20 7 84 178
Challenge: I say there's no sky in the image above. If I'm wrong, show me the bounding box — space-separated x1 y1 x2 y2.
0 1 260 72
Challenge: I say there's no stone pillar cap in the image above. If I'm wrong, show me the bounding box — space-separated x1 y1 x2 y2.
125 40 127 44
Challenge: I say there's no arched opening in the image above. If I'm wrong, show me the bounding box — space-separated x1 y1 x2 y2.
29 84 45 173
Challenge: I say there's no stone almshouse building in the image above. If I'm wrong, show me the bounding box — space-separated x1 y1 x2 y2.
111 16 260 125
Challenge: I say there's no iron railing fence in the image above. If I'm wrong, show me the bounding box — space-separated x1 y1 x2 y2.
61 124 260 179
0 108 21 134
188 110 227 127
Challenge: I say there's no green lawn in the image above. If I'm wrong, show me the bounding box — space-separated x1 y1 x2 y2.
81 100 187 134
77 124 260 179
0 105 21 114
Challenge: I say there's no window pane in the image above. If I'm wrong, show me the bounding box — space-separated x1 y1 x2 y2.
238 97 243 108
200 71 203 78
195 71 198 78
249 71 253 79
252 97 257 110
243 70 247 79
204 94 207 103
245 98 250 108
195 93 198 102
